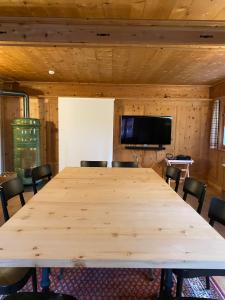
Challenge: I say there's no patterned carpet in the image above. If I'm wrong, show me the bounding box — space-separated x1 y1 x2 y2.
19 268 225 299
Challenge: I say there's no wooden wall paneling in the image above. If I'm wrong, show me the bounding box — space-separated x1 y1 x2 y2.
44 97 58 174
210 81 225 98
213 151 225 192
1 82 19 172
208 82 225 192
113 98 211 180
3 97 20 171
19 82 210 99
199 104 211 179
175 101 211 180
208 149 220 187
1 83 211 180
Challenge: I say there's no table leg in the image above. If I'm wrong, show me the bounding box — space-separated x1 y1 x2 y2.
41 267 50 292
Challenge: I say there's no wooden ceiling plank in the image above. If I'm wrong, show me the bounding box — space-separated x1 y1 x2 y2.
1 46 225 84
0 0 225 20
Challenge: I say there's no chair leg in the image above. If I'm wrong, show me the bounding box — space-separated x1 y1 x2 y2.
175 181 179 192
183 193 187 201
159 269 165 296
206 276 210 289
176 276 184 299
32 268 37 292
58 268 64 280
197 200 204 215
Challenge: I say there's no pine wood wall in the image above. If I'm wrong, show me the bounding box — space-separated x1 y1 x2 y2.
1 82 211 179
209 82 225 192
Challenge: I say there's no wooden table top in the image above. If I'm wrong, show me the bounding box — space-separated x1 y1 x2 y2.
0 167 224 269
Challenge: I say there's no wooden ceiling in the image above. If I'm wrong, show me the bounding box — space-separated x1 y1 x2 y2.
0 0 225 20
1 46 225 85
1 1 225 85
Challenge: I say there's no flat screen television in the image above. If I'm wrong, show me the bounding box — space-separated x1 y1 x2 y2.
120 115 172 146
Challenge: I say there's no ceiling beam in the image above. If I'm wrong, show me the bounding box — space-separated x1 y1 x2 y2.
1 18 225 47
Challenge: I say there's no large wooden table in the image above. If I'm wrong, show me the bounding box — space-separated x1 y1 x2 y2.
0 167 225 270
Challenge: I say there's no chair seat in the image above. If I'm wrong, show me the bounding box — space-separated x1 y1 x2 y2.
0 267 31 286
173 268 225 277
5 292 77 300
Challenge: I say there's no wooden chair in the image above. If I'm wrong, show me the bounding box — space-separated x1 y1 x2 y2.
0 268 37 295
172 197 225 299
183 177 207 214
31 164 52 194
0 177 25 222
165 166 181 192
4 292 76 300
0 178 37 295
112 161 138 168
80 160 107 167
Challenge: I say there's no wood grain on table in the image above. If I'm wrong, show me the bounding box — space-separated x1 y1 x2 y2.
0 167 224 269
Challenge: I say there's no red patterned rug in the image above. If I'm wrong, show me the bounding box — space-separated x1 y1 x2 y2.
21 268 225 299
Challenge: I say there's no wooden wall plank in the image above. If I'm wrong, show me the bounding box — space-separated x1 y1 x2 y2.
19 82 209 99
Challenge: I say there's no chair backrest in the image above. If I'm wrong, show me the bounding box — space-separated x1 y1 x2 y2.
80 161 107 167
0 177 25 221
208 197 225 227
31 164 52 194
165 166 181 192
112 161 138 168
183 177 207 214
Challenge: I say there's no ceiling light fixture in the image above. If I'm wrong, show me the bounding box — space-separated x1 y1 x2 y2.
48 70 55 75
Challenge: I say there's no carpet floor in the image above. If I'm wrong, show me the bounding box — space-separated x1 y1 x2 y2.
19 268 225 299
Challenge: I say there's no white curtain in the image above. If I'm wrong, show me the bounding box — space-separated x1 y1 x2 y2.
210 99 220 149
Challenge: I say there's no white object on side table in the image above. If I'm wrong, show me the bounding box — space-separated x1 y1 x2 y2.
165 158 194 180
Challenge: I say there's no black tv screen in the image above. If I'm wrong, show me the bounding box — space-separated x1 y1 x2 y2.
120 115 172 145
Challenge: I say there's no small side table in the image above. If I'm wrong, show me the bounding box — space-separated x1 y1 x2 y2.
165 158 194 180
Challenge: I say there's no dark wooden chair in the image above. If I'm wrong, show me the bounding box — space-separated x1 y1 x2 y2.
0 177 25 222
172 197 225 299
80 160 107 167
4 292 76 300
0 178 37 295
31 164 52 194
112 161 138 168
183 177 207 214
0 268 37 295
165 166 181 192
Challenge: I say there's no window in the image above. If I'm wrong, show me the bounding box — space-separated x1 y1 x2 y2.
210 99 220 149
